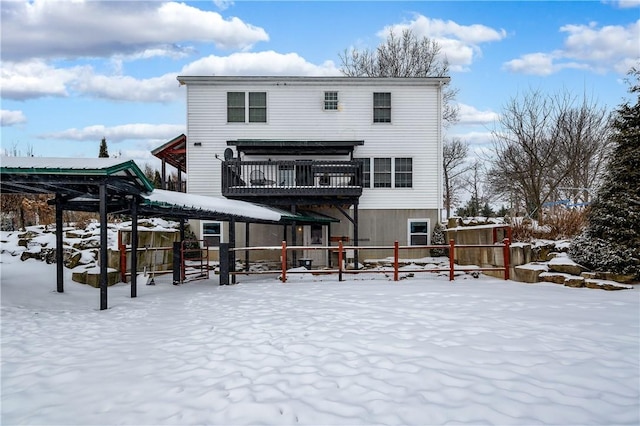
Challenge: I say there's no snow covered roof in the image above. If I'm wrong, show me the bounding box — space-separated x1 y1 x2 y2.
142 189 281 222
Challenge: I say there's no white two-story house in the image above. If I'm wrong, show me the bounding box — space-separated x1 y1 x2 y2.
176 75 449 267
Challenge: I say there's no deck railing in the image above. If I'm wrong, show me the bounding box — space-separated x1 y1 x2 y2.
221 160 363 198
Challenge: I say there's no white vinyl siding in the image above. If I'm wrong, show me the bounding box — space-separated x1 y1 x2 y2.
184 78 443 210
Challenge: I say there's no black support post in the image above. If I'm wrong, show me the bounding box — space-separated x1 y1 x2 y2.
245 222 250 272
219 243 229 285
353 202 359 270
55 194 64 293
229 218 236 284
130 198 138 298
99 182 108 310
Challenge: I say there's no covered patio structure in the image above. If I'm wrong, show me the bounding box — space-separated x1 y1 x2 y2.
1 157 311 310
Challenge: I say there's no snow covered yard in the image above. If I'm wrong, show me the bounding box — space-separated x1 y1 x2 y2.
1 252 639 426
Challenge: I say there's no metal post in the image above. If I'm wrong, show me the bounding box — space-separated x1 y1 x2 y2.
130 199 138 298
229 218 236 284
353 202 359 270
338 241 344 282
219 243 229 285
280 241 287 283
55 194 64 293
245 222 250 272
393 241 399 282
99 182 108 310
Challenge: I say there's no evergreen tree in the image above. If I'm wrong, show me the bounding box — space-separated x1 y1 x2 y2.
98 137 109 158
430 222 449 257
569 67 640 279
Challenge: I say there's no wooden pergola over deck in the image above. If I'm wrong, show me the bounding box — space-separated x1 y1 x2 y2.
151 134 186 192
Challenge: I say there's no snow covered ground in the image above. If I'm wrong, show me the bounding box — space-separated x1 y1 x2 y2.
2 246 639 425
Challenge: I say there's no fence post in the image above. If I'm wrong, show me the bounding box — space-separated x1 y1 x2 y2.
119 244 127 283
503 238 511 280
280 241 287 283
449 239 455 281
393 241 399 282
338 241 344 282
219 243 229 285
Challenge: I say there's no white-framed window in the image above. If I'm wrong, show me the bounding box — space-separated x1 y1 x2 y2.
373 158 392 188
202 221 223 247
227 92 267 123
395 158 412 188
324 91 338 110
408 219 430 245
227 92 245 123
373 92 391 123
356 157 371 188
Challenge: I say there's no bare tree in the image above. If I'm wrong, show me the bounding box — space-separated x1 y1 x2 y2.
554 94 612 205
442 138 471 218
340 28 459 125
488 88 612 221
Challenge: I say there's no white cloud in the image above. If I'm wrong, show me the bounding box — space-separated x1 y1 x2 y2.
2 51 340 102
72 72 183 103
381 15 507 71
504 20 639 75
0 60 85 100
457 103 500 125
40 124 185 142
1 110 27 127
213 0 235 12
449 130 494 147
1 0 269 61
181 51 341 76
610 0 640 9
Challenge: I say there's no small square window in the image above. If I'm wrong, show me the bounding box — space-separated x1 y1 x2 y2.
324 91 338 110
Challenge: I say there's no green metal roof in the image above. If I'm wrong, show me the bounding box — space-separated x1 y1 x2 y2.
0 157 155 193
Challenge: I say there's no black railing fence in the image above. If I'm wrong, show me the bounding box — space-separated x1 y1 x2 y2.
222 160 363 197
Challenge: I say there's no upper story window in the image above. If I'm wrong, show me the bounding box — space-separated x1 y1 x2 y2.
227 92 267 123
373 92 391 123
373 158 392 188
395 158 413 188
227 92 245 123
324 91 338 110
249 92 267 122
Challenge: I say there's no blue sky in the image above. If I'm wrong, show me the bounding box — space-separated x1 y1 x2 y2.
1 0 638 169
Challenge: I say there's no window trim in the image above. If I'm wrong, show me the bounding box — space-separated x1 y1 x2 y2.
407 218 430 246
